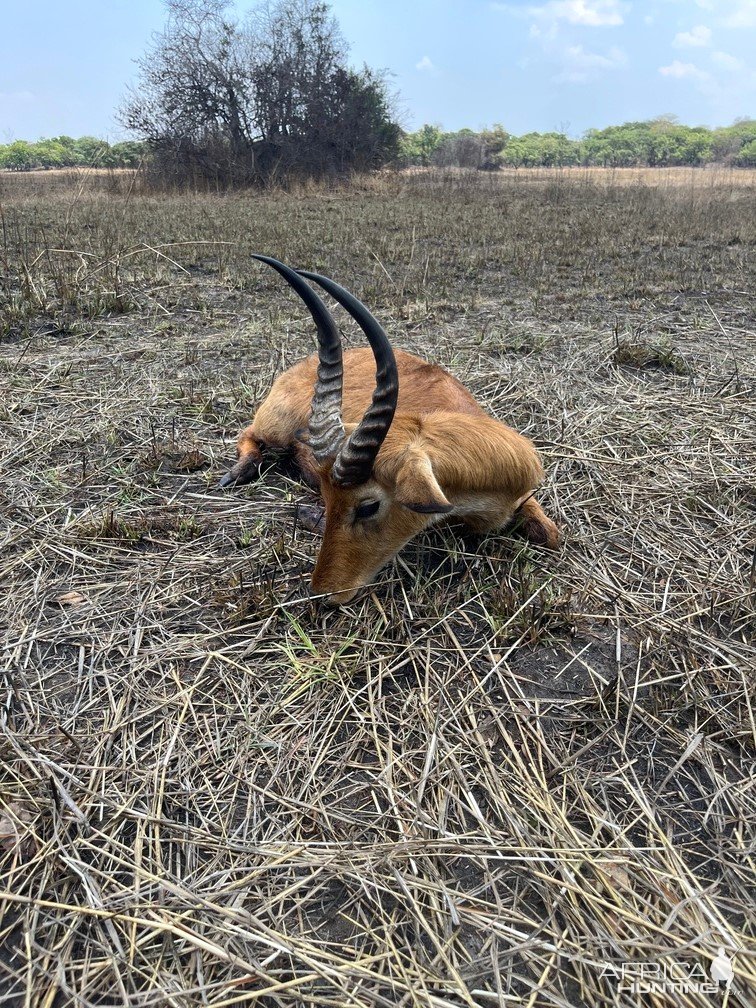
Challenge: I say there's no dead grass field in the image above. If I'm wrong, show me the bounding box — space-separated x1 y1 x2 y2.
1 167 755 1007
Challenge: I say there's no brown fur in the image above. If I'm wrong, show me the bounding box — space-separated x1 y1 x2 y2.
225 348 558 603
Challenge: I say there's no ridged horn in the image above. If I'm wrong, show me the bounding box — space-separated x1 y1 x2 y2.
297 270 399 487
251 254 344 462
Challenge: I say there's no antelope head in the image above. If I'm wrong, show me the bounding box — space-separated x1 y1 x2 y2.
252 256 454 605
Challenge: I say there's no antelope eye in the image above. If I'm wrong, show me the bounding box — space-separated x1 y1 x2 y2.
354 499 380 521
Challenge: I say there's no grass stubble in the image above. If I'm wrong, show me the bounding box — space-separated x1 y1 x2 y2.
0 166 754 1006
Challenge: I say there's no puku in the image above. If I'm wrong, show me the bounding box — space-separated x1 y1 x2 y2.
220 255 558 604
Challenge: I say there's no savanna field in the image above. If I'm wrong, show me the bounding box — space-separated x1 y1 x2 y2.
0 167 754 1006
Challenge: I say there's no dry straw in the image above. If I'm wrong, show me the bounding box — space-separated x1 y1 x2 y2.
1 167 754 1006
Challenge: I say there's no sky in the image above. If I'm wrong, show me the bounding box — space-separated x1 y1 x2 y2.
1 0 754 142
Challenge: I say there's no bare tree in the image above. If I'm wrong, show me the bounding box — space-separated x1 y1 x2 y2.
120 0 400 186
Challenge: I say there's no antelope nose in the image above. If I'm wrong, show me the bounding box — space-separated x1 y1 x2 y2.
217 471 238 489
309 581 359 606
217 456 261 489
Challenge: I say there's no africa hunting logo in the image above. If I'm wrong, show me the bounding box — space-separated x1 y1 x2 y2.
600 948 734 995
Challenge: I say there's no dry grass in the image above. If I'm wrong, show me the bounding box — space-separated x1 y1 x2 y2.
1 168 755 1006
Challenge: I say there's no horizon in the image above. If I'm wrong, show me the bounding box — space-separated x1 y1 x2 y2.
2 115 752 149
1 0 755 142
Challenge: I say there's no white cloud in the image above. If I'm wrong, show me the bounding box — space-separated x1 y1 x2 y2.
555 43 627 81
673 25 712 47
415 56 435 72
663 0 756 26
493 0 629 82
544 0 625 25
654 3 756 110
658 60 711 82
723 0 756 27
526 18 559 41
492 0 626 27
711 50 745 71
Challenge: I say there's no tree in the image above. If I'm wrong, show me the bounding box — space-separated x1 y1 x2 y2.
0 141 36 170
431 129 483 169
120 0 253 182
319 66 401 174
43 136 80 166
120 0 400 186
735 137 756 166
399 124 444 167
712 119 756 164
399 125 510 171
106 141 147 168
73 136 110 165
499 132 578 167
479 125 509 169
30 140 65 167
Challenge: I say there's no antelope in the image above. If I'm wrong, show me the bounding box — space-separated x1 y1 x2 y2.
219 255 559 604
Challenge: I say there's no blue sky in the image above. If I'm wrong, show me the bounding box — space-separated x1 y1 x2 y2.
1 0 754 142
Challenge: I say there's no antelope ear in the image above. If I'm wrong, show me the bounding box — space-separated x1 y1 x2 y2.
394 452 453 514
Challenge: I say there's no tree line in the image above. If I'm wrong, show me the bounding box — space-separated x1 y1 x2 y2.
7 117 754 176
401 118 756 169
0 136 146 171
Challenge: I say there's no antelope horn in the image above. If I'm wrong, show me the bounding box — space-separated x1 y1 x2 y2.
251 255 344 461
297 270 398 487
